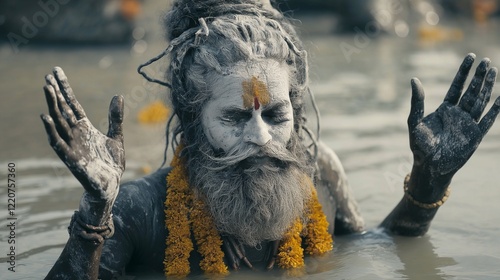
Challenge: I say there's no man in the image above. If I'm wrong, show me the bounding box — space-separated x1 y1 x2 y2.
41 0 499 279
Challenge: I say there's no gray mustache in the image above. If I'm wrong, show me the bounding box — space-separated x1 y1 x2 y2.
203 143 298 171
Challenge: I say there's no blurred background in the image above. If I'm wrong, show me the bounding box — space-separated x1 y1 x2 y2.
1 0 500 279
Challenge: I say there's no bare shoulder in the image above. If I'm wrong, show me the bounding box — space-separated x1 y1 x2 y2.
315 141 365 235
104 168 171 272
112 168 171 237
116 168 171 210
316 141 347 187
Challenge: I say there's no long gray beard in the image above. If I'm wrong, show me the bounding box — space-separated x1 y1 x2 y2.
189 135 312 247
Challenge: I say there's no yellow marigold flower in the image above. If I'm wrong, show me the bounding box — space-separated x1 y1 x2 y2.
304 187 333 256
277 219 304 269
138 100 170 124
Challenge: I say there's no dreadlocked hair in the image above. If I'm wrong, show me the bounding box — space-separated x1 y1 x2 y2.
160 0 314 166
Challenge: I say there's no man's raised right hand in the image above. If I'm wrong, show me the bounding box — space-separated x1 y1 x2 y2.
40 67 125 225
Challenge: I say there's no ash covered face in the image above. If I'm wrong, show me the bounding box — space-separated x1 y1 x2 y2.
201 59 294 155
193 59 310 246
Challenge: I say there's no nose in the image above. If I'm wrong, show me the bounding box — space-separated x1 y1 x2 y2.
244 114 272 146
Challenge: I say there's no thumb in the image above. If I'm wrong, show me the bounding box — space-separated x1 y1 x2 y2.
107 95 124 142
408 78 425 131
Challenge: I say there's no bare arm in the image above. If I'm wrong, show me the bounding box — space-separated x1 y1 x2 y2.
40 67 126 279
381 53 500 235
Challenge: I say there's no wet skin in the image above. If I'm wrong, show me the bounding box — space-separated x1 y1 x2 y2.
41 53 499 278
407 55 499 203
382 53 500 234
41 68 125 227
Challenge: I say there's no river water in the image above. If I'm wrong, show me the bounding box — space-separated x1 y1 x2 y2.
1 2 500 279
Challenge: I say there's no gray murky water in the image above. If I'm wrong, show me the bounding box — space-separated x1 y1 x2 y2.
1 2 500 279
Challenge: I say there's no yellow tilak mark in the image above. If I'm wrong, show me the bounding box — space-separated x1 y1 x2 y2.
242 76 271 110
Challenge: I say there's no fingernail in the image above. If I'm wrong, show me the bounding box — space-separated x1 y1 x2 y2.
481 58 491 67
40 114 50 121
53 66 64 75
466 53 476 62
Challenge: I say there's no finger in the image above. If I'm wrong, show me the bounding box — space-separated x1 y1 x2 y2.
266 240 280 270
459 57 490 112
479 96 500 134
471 67 497 121
408 78 425 131
227 236 253 269
53 66 87 120
45 75 78 127
40 114 71 158
107 95 124 142
222 237 239 270
444 53 475 104
44 85 72 141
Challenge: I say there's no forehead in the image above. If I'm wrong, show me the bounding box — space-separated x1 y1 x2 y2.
207 59 290 106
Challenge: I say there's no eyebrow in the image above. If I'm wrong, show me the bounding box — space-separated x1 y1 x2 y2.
221 106 252 117
262 100 290 112
221 100 290 115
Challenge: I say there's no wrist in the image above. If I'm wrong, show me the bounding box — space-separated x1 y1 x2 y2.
404 174 451 209
79 192 116 226
407 165 452 204
68 210 115 244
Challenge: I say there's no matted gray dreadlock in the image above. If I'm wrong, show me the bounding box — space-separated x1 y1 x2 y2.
137 0 320 167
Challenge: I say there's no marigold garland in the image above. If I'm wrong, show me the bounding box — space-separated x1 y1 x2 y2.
164 145 193 277
191 197 229 274
275 176 334 269
303 178 334 256
276 218 304 269
164 144 333 276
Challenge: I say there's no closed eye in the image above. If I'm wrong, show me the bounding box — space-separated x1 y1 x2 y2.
262 111 291 124
262 101 291 124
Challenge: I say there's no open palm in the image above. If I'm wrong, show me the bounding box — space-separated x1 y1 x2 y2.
408 54 499 180
41 67 125 201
